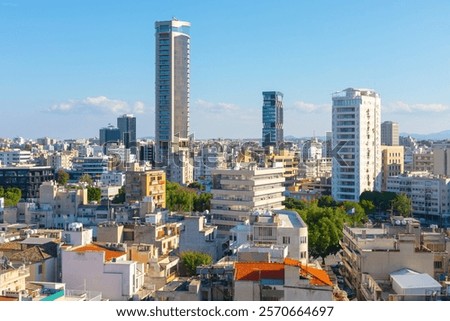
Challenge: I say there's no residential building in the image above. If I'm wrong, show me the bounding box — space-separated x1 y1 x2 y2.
193 142 227 189
61 243 146 300
0 263 30 295
381 121 399 146
0 149 31 166
125 169 166 208
154 19 191 184
210 164 285 236
230 209 308 264
179 215 221 261
387 172 450 226
117 114 137 152
100 171 125 187
264 149 299 186
331 88 381 202
340 220 450 300
413 150 434 173
0 166 54 200
262 91 284 149
381 145 404 191
433 142 450 177
233 258 334 301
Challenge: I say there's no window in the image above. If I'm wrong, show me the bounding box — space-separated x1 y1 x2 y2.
38 264 43 275
434 261 443 269
282 236 290 244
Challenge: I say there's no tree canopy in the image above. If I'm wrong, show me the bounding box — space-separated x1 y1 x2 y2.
0 186 22 207
87 186 101 203
56 169 69 186
180 251 212 276
166 181 212 212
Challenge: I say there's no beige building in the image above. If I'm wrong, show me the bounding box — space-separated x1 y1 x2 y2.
340 219 450 300
381 145 404 191
265 149 300 186
413 151 434 173
211 164 285 236
433 143 450 177
125 170 166 208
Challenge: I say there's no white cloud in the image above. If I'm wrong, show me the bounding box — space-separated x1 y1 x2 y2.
47 96 145 115
290 101 330 113
193 99 240 113
385 101 449 113
133 101 146 114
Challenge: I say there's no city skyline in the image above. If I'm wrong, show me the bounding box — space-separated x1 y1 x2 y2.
1 1 450 140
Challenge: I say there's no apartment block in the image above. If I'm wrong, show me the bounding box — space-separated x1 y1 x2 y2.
381 145 404 191
125 169 166 208
210 164 285 236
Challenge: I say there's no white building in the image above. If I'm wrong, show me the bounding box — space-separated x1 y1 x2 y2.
332 88 381 202
100 171 125 186
61 243 145 301
387 172 450 226
230 209 308 264
179 215 221 261
210 164 285 236
0 149 31 166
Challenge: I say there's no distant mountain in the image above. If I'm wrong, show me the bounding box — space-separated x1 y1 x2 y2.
400 130 450 141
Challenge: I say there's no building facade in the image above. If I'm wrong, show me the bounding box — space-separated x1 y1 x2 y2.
331 88 381 202
154 19 191 184
210 165 285 235
117 114 136 152
381 145 404 191
262 91 284 149
125 170 166 208
381 121 399 146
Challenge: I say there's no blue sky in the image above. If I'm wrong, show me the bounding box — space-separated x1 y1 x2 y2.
1 0 449 140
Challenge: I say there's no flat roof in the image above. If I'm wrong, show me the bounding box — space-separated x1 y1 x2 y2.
391 270 441 290
20 237 55 245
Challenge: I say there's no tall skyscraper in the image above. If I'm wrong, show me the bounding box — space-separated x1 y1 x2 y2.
262 91 284 149
331 88 381 202
117 114 137 151
381 121 399 146
154 19 192 184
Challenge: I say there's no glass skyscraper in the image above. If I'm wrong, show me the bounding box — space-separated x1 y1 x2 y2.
117 114 136 152
155 19 191 167
262 91 284 148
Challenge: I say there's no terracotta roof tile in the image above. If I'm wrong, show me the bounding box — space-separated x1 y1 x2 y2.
284 258 333 286
71 243 125 262
235 262 285 281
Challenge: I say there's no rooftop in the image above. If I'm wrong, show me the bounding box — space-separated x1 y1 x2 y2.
71 243 125 262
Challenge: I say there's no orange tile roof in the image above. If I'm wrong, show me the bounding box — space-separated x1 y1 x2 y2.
284 258 333 286
72 243 125 262
0 296 19 301
235 262 285 281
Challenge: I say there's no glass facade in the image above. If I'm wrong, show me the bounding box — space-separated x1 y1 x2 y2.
262 91 284 148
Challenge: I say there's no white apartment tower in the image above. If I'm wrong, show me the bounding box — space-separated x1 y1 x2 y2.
332 88 381 202
155 19 192 184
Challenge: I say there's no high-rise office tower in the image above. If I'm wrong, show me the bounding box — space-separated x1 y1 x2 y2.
99 124 120 146
117 114 137 151
155 19 192 184
381 121 399 146
331 88 381 202
262 91 284 149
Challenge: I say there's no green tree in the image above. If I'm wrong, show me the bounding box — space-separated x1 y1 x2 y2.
360 199 375 215
56 169 69 186
0 186 22 207
87 186 101 203
180 251 212 276
193 192 212 212
111 186 125 204
188 181 205 191
317 195 337 208
391 193 412 217
79 174 93 186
